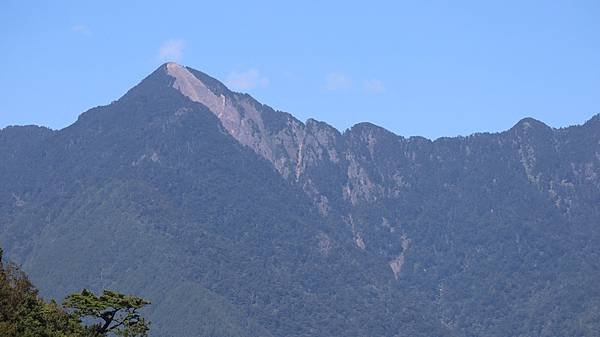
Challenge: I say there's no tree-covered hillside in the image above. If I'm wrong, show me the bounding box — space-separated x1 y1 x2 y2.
1 63 600 336
0 65 448 337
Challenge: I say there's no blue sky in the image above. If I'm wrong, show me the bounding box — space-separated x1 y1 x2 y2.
1 1 599 139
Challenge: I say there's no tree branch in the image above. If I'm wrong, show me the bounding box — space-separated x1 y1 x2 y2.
98 309 118 333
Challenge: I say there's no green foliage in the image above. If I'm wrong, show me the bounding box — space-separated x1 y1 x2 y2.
0 248 97 337
0 249 149 337
64 289 150 337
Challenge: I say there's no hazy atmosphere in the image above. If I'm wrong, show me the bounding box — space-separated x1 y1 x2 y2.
2 1 599 138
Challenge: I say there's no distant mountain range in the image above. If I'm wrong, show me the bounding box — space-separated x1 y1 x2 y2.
1 63 599 337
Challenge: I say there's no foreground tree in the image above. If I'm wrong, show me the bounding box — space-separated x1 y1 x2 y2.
1 247 149 337
63 289 150 337
0 248 98 337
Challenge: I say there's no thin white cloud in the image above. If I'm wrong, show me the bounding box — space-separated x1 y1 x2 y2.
363 79 385 93
158 39 185 62
72 24 91 35
325 72 352 91
225 69 269 91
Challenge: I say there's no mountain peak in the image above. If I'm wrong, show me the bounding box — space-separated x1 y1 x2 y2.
164 62 216 102
154 63 307 180
156 63 240 125
514 117 547 129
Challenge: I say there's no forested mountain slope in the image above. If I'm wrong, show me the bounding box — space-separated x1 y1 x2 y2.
0 65 447 337
1 63 599 336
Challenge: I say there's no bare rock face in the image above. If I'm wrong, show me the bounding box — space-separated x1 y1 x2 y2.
389 234 410 280
164 63 357 213
165 62 305 179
